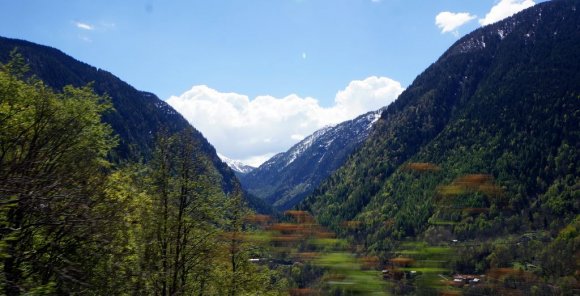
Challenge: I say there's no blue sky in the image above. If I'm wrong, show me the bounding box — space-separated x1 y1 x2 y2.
0 0 545 165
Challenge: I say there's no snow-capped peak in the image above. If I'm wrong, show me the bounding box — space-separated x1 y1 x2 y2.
272 109 382 169
284 125 335 167
218 153 256 174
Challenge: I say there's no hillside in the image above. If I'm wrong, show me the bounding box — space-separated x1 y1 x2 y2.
300 0 579 275
0 36 243 197
240 109 382 210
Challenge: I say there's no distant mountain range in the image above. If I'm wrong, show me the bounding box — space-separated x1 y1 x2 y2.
218 153 256 175
239 109 382 210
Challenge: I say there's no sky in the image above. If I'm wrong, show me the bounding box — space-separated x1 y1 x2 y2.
0 0 544 166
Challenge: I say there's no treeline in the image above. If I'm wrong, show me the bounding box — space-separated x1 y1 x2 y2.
0 52 286 295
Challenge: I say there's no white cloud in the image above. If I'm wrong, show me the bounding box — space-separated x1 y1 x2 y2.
371 0 382 3
302 52 307 59
333 76 404 119
291 134 305 141
244 154 278 167
75 22 94 30
435 11 476 35
166 76 403 166
479 0 535 26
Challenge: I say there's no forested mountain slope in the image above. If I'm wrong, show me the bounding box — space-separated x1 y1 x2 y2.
301 0 579 251
0 36 242 198
240 110 381 210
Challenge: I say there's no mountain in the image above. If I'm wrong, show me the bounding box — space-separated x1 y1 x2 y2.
301 0 579 252
0 36 262 209
218 153 256 175
240 109 382 210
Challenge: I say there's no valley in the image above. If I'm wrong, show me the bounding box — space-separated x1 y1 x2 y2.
0 0 578 295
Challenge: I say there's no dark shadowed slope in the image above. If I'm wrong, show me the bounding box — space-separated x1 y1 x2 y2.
0 37 272 212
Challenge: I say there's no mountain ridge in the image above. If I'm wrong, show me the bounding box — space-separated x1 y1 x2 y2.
240 109 382 210
300 0 579 245
218 153 256 175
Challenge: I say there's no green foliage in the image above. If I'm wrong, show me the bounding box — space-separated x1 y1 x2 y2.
0 51 116 294
540 216 580 279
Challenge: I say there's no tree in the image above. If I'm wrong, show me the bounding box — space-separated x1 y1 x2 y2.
223 188 250 296
144 128 228 295
0 51 116 295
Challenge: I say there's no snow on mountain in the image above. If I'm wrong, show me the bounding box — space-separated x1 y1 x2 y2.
218 153 256 174
239 108 384 210
260 110 382 172
283 125 335 167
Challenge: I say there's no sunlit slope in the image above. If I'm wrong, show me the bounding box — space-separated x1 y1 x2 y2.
301 0 579 246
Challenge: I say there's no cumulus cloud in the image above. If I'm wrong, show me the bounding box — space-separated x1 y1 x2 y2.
166 76 403 166
74 21 94 30
479 0 535 26
333 76 404 120
435 11 476 35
